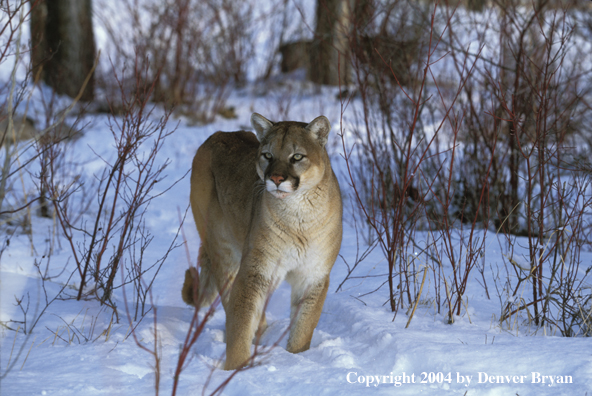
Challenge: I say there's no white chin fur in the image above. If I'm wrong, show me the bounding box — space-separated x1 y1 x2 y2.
270 190 290 199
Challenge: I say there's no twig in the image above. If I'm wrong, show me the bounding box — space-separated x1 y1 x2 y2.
405 266 428 329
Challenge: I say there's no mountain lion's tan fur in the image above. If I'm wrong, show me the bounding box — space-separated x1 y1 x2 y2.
183 113 342 370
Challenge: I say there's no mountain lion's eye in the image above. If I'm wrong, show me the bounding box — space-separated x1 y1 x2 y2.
293 154 304 161
263 152 272 160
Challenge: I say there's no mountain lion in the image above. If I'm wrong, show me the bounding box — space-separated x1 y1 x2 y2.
183 113 342 370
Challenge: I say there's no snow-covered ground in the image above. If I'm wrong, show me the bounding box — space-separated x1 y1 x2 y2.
1 83 591 396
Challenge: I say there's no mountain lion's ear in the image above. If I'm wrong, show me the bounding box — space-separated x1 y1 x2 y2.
251 113 274 141
305 116 331 147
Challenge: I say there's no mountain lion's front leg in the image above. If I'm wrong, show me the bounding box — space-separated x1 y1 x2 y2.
224 266 270 370
286 275 330 353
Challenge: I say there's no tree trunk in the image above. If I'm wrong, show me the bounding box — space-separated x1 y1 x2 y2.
31 0 96 101
309 0 351 86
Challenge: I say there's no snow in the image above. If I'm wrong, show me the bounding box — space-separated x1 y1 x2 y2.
1 85 591 396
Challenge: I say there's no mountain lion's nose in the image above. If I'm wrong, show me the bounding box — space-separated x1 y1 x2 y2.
270 174 285 186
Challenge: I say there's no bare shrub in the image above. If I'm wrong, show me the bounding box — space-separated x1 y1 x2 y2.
96 0 256 123
39 55 182 320
341 0 483 317
1 0 40 219
341 0 592 333
467 1 592 334
1 0 94 227
0 2 102 378
437 0 592 333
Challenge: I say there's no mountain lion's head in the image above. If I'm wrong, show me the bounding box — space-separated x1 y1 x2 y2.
250 113 331 199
